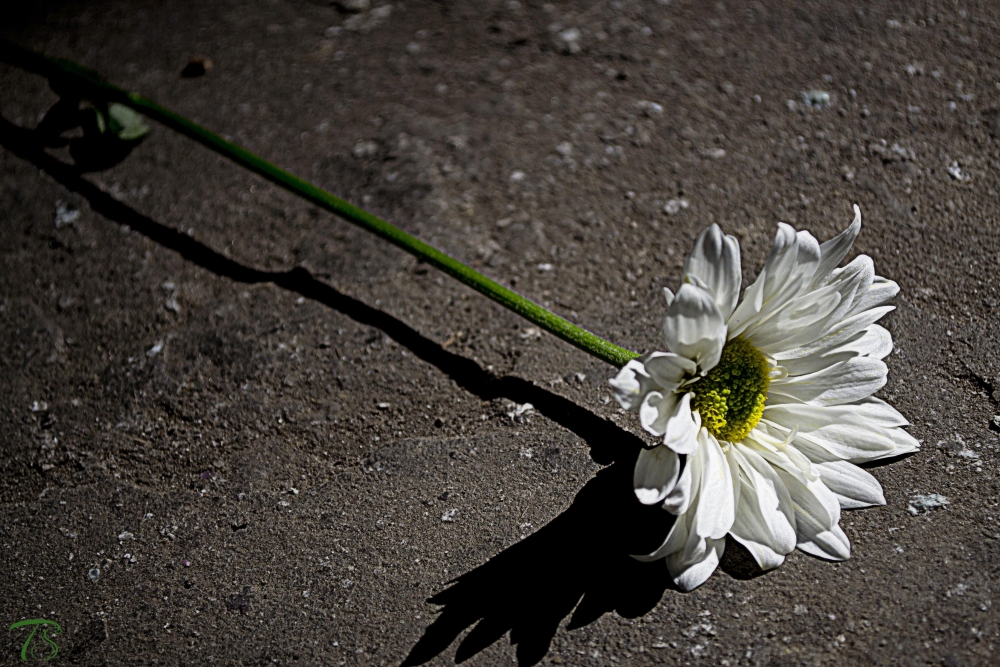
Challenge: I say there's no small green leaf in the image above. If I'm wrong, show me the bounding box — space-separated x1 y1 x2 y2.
108 103 150 140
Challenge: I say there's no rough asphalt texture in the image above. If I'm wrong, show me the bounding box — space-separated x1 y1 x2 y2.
2 1 1000 665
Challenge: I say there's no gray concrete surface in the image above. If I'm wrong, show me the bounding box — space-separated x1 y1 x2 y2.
2 1 1000 665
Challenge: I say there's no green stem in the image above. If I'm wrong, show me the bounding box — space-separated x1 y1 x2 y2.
0 40 640 367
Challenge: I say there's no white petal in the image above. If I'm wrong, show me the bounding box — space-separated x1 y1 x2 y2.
746 436 818 490
663 392 701 454
812 460 886 509
634 446 682 505
728 447 797 570
733 537 786 571
864 325 897 362
643 494 724 588
778 351 853 378
661 444 698 515
728 224 823 338
685 273 710 291
797 524 851 561
884 426 920 457
794 230 822 279
771 255 875 355
767 396 908 429
762 428 839 464
644 351 697 388
860 396 911 425
683 224 742 319
730 443 742 515
852 324 894 360
637 457 703 559
679 504 711 564
768 357 887 406
824 255 876 314
735 442 797 531
781 442 818 480
761 223 806 292
726 266 766 335
751 255 874 355
663 283 727 371
810 204 862 289
630 434 726 586
747 285 843 354
609 358 661 411
694 430 735 540
663 287 675 309
667 537 725 592
609 360 647 411
639 391 677 436
780 325 893 376
763 399 918 463
847 276 899 318
727 225 797 336
773 468 850 560
772 306 895 361
776 467 841 530
824 255 877 317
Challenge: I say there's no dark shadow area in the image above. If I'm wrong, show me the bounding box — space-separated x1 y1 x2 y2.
1 0 76 30
718 536 769 581
403 461 675 666
857 451 918 469
0 113 684 664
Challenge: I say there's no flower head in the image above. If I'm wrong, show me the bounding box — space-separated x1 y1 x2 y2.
610 206 917 591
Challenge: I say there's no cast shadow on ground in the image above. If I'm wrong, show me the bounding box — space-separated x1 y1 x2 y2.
0 114 769 666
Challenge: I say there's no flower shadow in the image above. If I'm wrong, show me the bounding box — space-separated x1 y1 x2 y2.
403 459 676 667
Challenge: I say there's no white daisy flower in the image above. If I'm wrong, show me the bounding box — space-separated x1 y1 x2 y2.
610 205 918 592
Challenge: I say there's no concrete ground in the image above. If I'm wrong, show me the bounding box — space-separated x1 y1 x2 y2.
2 1 1000 665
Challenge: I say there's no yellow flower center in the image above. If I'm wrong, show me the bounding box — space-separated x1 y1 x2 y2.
689 337 769 443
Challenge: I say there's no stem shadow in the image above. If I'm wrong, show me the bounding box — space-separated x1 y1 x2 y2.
0 113 682 663
0 112 632 466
